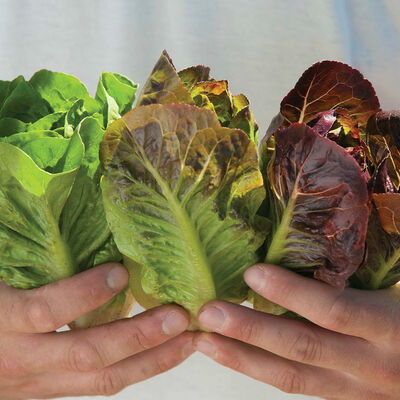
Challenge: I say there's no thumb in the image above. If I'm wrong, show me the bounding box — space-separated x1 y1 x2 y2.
0 263 129 333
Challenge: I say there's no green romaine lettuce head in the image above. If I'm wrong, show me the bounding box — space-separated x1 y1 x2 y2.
136 50 259 144
100 103 267 326
0 70 138 328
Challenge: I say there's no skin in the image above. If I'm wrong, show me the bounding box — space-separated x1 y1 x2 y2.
196 263 400 400
0 263 194 399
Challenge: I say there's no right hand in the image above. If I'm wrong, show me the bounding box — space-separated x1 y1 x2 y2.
0 263 193 399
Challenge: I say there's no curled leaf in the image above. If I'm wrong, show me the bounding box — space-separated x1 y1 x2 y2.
178 65 210 91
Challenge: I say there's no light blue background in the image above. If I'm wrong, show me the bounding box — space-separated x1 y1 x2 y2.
1 1 398 399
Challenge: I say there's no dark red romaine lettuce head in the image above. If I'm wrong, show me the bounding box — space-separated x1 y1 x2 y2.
262 123 370 288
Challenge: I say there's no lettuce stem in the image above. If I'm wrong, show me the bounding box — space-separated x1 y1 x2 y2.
370 246 400 289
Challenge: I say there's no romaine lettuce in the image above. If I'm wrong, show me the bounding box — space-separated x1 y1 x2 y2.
0 70 137 328
100 103 267 326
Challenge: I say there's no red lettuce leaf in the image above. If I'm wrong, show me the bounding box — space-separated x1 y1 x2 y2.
263 123 370 288
351 152 400 289
280 61 380 127
351 195 400 289
367 110 400 189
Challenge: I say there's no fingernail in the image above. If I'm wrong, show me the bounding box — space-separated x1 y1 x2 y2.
182 340 194 358
198 306 227 331
162 311 188 335
244 265 267 292
106 266 129 291
196 340 217 359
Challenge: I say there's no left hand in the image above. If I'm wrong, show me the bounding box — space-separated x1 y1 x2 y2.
195 263 400 399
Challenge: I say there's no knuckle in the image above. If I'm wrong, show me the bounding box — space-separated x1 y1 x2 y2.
153 356 175 374
66 340 104 372
287 330 322 363
239 319 260 343
269 277 295 302
374 358 400 385
275 368 305 394
218 349 243 372
129 324 153 351
85 283 107 309
94 369 124 396
324 294 355 331
26 296 58 332
0 356 26 379
15 377 45 396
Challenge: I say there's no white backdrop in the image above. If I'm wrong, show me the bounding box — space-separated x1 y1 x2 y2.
1 0 399 399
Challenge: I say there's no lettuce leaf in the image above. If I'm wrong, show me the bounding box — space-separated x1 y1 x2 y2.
261 123 370 288
0 137 82 287
100 104 266 324
279 61 380 128
136 50 259 144
263 61 381 173
351 144 400 289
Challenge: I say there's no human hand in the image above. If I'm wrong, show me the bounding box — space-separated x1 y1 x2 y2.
195 263 400 399
0 263 193 399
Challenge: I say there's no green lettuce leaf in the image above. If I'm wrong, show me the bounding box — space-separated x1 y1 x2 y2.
60 117 118 270
0 78 50 123
100 104 266 324
30 69 94 112
0 139 82 288
95 72 138 128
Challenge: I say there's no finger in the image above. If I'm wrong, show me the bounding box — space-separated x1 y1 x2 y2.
196 334 391 400
15 305 190 374
14 333 194 398
198 300 381 380
0 263 129 333
244 263 399 341
194 332 353 398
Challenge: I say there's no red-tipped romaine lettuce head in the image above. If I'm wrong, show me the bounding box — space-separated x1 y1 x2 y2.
100 104 267 326
0 70 138 328
136 50 259 144
261 123 370 289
